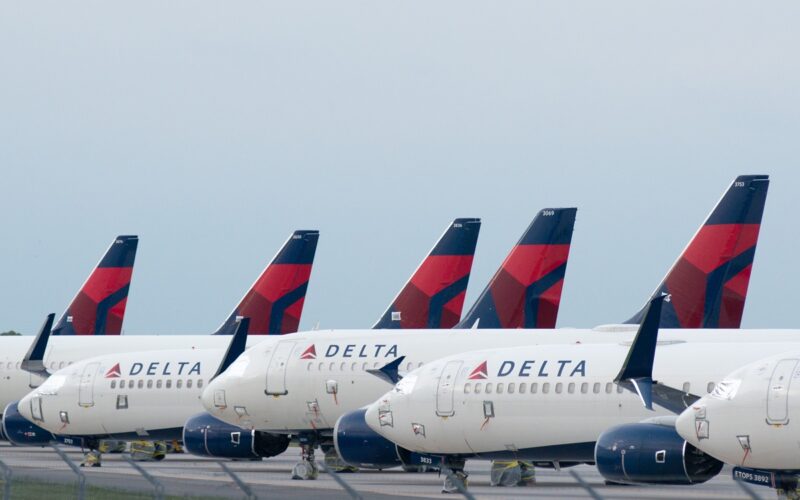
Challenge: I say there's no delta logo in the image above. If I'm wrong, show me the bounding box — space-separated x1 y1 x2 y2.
300 345 317 360
468 361 488 380
105 363 122 379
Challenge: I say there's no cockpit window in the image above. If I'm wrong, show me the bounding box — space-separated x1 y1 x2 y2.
709 379 741 400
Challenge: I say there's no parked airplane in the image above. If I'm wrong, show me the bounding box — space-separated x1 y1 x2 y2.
199 175 771 480
674 353 800 495
1 230 320 444
360 296 796 492
0 235 138 440
6 220 483 458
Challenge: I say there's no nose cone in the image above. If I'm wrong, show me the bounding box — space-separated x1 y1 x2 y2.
364 400 381 433
675 405 699 447
17 393 35 422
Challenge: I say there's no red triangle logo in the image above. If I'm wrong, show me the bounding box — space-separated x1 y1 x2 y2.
105 363 121 378
300 344 316 360
468 361 488 380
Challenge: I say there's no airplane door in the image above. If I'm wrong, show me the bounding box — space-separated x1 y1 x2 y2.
265 342 296 395
78 362 100 407
767 359 798 425
436 360 463 417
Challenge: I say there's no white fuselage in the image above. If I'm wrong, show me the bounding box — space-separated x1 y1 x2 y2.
0 335 267 416
676 352 800 471
201 328 800 437
365 341 800 460
18 347 234 439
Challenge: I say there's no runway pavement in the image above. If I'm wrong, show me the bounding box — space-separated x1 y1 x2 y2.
0 442 769 499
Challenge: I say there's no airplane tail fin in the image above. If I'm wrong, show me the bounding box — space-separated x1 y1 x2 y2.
51 235 138 335
625 174 769 328
373 218 481 329
213 230 319 335
457 208 577 329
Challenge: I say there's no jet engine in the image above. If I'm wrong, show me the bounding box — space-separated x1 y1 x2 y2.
182 413 289 460
595 422 723 485
334 409 440 470
2 402 55 446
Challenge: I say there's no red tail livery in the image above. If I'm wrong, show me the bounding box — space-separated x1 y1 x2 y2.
51 235 138 335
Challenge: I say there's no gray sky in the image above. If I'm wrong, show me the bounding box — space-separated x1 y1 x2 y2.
2 2 798 334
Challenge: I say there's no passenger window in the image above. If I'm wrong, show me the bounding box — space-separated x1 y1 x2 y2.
340 362 346 371
593 382 601 394
617 384 624 394
474 383 482 394
362 362 368 371
166 380 172 389
605 382 613 394
187 379 193 389
706 382 715 393
177 379 183 389
580 383 588 394
110 380 116 389
542 383 550 394
319 362 325 371
464 383 471 394
683 382 691 393
307 363 312 371
137 380 143 389
496 383 504 394
555 383 563 394
147 380 153 389
568 383 575 394
351 362 357 371
119 381 126 390
330 362 336 371
418 362 423 368
531 383 538 394
519 382 527 394
128 380 134 389
156 380 163 389
406 363 413 371
59 362 65 369
197 379 204 389
507 383 515 394
485 383 493 394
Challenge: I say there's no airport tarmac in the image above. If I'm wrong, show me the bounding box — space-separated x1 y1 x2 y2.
0 442 768 499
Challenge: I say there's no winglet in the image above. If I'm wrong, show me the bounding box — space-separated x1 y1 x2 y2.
212 317 250 380
367 356 406 385
21 314 55 375
615 295 665 410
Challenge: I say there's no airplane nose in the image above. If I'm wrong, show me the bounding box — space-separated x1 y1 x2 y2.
200 381 219 414
675 405 699 446
17 394 34 421
364 402 380 432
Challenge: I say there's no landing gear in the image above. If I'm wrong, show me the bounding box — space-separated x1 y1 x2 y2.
80 438 102 467
292 444 319 480
490 460 536 486
130 440 167 461
776 477 800 499
441 458 468 494
322 445 358 473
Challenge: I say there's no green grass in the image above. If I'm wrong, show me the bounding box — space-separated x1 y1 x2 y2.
0 478 225 500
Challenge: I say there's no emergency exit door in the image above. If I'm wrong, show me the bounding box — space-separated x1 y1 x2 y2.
265 342 296 395
767 359 798 425
436 361 463 417
78 362 100 407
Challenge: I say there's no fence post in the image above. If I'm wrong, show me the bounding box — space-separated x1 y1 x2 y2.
568 469 604 500
121 454 164 500
50 444 86 500
0 458 12 500
217 461 257 500
316 460 364 500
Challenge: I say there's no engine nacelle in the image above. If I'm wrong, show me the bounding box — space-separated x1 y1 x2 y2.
334 409 403 470
2 402 55 446
595 423 723 485
182 413 289 459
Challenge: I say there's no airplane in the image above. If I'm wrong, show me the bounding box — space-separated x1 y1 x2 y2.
0 235 138 440
7 219 483 460
673 353 800 495
198 175 771 480
359 295 797 492
1 230 320 446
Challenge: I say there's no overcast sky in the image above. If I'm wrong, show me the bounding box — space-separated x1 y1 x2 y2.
2 2 798 334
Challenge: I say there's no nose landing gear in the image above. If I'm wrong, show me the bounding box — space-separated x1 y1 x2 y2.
291 443 319 480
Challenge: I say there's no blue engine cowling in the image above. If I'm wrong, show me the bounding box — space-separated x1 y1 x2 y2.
334 409 403 469
182 413 289 459
595 423 723 485
2 402 55 446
